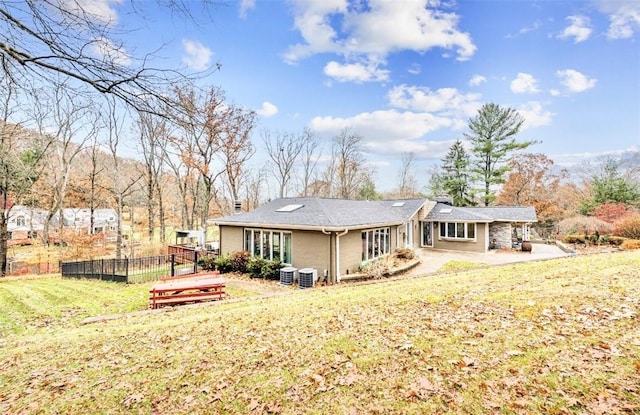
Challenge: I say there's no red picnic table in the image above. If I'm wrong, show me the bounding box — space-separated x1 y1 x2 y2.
149 276 226 309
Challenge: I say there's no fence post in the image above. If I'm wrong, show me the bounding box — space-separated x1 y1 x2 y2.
194 251 198 274
101 258 104 280
170 254 175 277
125 258 129 282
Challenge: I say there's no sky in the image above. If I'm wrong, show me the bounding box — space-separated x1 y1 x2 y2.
102 0 639 193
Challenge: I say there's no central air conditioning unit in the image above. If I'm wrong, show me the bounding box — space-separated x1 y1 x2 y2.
279 267 297 286
298 268 317 289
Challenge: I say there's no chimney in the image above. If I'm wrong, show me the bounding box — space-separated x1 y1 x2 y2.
234 200 242 214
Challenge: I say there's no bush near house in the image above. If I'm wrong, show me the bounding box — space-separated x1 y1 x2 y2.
562 234 626 246
246 256 281 279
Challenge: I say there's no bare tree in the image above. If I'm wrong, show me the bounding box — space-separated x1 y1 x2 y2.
136 111 170 242
397 152 418 197
330 129 370 199
219 105 256 213
299 129 321 197
263 130 306 198
103 98 140 259
244 166 268 210
0 1 216 116
31 83 98 247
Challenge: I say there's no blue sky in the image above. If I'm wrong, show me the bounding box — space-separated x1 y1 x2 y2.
111 0 639 192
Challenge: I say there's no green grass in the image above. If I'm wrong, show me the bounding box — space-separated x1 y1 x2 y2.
1 252 639 414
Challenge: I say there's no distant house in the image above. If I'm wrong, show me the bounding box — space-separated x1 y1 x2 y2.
7 206 119 245
51 208 119 235
6 205 48 245
213 197 537 284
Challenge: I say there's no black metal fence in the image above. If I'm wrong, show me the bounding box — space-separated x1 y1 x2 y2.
61 252 206 283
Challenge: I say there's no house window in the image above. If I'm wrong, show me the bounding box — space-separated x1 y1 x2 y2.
439 222 476 240
16 216 26 227
361 228 390 262
244 229 292 264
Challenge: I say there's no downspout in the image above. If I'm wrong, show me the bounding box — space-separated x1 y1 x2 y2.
335 229 348 283
321 229 332 283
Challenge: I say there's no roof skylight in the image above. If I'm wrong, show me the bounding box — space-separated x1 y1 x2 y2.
392 202 405 207
439 208 452 214
276 204 304 212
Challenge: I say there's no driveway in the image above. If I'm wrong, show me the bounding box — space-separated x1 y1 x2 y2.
408 242 570 276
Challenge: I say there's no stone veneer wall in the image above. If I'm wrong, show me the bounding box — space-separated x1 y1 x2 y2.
489 222 512 249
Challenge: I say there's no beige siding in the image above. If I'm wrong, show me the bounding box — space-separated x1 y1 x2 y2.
337 231 363 276
290 230 331 278
432 222 488 253
219 225 244 254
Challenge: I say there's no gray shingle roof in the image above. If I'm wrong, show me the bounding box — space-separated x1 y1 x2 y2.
425 203 537 222
213 197 428 230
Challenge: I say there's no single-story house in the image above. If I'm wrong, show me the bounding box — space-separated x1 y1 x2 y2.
213 197 537 284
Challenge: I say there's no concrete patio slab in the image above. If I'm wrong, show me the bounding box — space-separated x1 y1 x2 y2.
409 242 570 276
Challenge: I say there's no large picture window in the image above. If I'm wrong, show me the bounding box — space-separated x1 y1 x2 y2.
362 228 390 262
244 229 292 264
439 222 476 240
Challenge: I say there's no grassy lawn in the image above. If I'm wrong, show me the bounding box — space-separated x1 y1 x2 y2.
1 252 639 414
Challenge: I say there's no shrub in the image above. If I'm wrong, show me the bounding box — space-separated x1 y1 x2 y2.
562 234 586 244
261 259 283 280
557 216 612 236
213 254 233 274
394 248 415 260
594 203 629 224
620 239 640 250
358 257 393 279
247 256 267 278
607 236 626 246
614 214 640 239
230 250 250 274
199 255 217 271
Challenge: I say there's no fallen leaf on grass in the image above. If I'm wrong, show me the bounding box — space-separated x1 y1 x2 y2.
123 393 144 408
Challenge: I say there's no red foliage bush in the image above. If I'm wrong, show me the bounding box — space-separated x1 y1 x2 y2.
593 203 628 223
557 216 612 236
613 214 640 239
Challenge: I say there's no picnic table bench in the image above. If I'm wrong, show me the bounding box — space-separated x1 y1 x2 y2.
149 276 226 309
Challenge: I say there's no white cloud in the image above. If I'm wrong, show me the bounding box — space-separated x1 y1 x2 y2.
469 74 486 87
510 73 540 94
90 36 130 66
284 0 476 82
239 0 255 18
596 1 640 39
517 101 554 130
256 101 278 117
61 0 121 25
309 109 454 144
556 69 597 92
549 89 561 96
408 63 421 75
182 39 213 71
558 15 592 43
388 85 482 119
323 61 390 83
